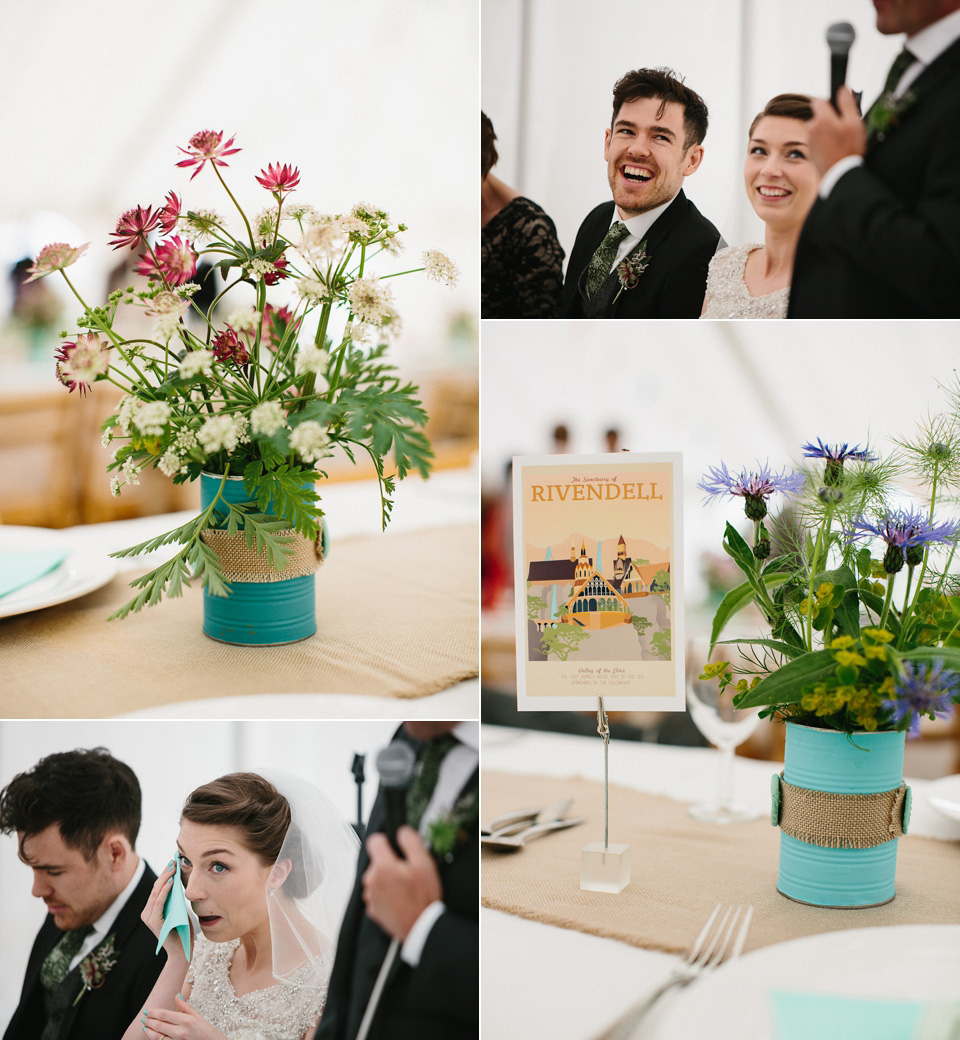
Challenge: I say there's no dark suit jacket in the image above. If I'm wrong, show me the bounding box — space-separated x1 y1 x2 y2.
561 191 721 318
789 33 960 317
4 865 165 1040
316 732 478 1040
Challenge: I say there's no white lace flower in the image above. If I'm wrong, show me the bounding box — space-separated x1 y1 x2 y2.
422 249 459 287
109 476 122 497
183 209 224 238
296 222 346 263
131 401 171 436
146 291 190 341
290 420 331 463
285 202 321 225
294 343 329 377
227 306 258 334
116 396 138 435
296 276 327 304
120 457 141 487
337 213 370 238
249 257 275 279
379 234 404 256
250 400 287 437
101 429 113 448
255 206 281 240
197 414 250 456
173 426 198 452
347 275 394 325
158 451 182 477
179 350 214 380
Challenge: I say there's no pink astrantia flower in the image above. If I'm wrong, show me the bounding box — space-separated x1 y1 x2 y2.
158 191 181 234
255 162 300 194
25 242 89 282
139 236 198 286
109 205 161 251
176 130 240 180
261 303 301 351
55 333 110 395
212 326 249 366
263 256 289 286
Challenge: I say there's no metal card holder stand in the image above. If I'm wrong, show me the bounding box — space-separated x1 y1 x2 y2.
580 697 631 893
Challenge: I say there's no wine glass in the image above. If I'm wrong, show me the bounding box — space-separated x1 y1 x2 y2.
686 643 763 824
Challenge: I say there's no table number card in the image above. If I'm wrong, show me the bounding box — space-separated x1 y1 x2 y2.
513 452 684 712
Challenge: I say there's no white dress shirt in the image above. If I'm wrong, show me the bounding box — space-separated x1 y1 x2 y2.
68 856 146 971
401 721 479 967
820 7 960 197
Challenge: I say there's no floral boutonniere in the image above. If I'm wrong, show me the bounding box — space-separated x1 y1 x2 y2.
426 790 478 863
866 89 917 141
73 934 119 1006
613 241 650 302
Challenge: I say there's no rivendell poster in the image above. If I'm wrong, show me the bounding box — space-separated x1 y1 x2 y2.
513 452 684 711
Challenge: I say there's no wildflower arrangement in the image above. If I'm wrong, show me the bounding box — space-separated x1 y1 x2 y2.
697 383 960 736
27 130 458 619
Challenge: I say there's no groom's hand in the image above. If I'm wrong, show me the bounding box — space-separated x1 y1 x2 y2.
807 86 866 174
363 826 442 941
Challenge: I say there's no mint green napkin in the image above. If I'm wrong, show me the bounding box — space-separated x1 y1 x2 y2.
770 990 924 1040
156 858 191 962
0 550 67 599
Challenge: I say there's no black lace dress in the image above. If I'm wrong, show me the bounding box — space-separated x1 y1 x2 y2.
481 196 565 318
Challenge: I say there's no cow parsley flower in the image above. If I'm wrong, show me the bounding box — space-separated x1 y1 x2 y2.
179 350 214 380
422 249 459 287
347 275 393 326
250 400 287 437
290 420 331 463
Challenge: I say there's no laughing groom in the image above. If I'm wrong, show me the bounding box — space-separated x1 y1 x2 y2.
560 67 721 319
1 749 163 1040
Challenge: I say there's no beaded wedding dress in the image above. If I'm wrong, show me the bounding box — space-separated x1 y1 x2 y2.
187 934 326 1040
700 243 790 319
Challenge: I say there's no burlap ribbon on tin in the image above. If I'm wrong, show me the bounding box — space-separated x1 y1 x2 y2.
199 528 323 583
775 773 909 849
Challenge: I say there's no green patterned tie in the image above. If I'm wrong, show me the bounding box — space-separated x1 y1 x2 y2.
585 221 630 299
406 734 458 830
865 49 916 138
40 925 92 991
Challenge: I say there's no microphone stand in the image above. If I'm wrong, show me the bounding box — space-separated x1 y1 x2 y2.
351 753 366 840
354 939 400 1040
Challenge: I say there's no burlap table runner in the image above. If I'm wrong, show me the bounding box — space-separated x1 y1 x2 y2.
482 771 960 955
0 524 477 715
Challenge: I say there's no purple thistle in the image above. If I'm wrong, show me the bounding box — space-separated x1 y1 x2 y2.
848 508 960 573
698 461 805 521
886 660 958 737
802 438 876 486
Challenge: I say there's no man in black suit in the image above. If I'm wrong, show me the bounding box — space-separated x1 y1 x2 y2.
789 0 960 317
561 67 721 318
316 721 478 1040
1 748 164 1040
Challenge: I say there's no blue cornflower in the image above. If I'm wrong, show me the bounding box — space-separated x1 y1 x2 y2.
886 660 959 737
848 508 960 573
698 461 805 521
802 439 876 486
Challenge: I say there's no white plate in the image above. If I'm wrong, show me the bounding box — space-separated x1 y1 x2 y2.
648 925 960 1040
927 774 960 824
0 526 118 618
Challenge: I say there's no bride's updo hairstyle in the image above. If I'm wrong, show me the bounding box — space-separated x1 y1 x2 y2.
181 772 313 898
748 94 813 139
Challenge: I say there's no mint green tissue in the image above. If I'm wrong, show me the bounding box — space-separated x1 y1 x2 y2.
770 991 924 1040
156 858 191 962
0 550 66 599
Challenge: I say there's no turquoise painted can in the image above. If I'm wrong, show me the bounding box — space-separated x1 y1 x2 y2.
776 723 906 908
200 472 317 646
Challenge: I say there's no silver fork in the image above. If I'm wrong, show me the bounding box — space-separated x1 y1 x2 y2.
602 903 754 1040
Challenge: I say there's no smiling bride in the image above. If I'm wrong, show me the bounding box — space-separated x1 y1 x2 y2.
123 772 360 1040
701 94 817 319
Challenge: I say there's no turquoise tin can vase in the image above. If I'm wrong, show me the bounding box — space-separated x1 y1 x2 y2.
772 722 910 908
199 472 323 646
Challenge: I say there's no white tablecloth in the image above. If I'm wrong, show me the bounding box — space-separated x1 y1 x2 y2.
480 725 960 1040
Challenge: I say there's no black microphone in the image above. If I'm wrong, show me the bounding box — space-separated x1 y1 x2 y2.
375 741 416 856
827 22 856 110
351 753 366 840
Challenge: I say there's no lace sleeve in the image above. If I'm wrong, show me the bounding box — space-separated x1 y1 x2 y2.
482 197 565 318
